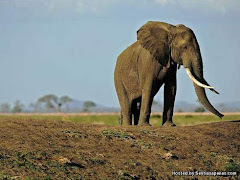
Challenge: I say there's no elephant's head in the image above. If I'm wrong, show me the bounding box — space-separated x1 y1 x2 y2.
137 21 223 118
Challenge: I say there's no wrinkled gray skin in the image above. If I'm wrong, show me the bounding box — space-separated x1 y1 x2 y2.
114 21 224 126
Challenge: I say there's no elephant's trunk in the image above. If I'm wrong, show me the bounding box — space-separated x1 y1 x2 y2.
193 83 224 118
185 58 224 118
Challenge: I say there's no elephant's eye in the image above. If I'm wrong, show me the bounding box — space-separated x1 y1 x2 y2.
182 45 187 51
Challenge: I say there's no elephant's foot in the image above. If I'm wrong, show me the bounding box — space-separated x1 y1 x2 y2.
122 123 132 126
162 121 176 127
122 121 132 126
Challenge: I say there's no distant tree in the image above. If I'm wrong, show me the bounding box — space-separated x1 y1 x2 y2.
219 103 225 107
29 102 43 113
195 100 206 112
194 107 205 112
83 101 96 112
12 100 24 113
59 96 72 112
38 94 58 111
177 109 183 113
59 96 72 106
152 100 159 106
0 103 11 113
219 103 225 111
38 94 72 112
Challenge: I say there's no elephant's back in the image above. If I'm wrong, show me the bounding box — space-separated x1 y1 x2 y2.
114 41 143 99
115 41 142 72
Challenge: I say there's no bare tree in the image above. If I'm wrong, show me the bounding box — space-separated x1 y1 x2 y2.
38 94 72 112
12 100 24 113
83 101 96 112
0 103 11 113
38 94 58 112
152 100 159 106
29 102 43 112
59 96 72 112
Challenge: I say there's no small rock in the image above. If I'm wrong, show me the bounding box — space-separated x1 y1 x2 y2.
58 157 71 164
97 153 104 158
58 157 85 168
171 155 179 160
69 158 86 168
163 152 179 160
118 170 124 176
163 152 173 160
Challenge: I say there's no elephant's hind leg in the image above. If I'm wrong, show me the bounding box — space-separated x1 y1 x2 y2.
138 83 154 126
121 101 132 125
116 84 132 125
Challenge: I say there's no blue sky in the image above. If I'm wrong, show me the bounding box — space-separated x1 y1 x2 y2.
0 0 239 107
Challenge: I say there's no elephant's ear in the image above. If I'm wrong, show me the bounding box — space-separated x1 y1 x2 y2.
137 22 172 67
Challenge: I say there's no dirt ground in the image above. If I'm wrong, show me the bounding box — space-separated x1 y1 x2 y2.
0 117 239 179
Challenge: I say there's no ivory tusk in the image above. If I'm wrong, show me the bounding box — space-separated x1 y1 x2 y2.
186 68 214 89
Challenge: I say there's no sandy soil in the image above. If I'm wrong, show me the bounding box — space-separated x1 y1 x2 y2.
0 117 239 179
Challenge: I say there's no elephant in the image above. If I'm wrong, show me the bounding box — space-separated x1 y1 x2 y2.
114 21 224 126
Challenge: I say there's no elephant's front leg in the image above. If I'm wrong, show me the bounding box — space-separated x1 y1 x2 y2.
162 72 177 126
138 81 154 126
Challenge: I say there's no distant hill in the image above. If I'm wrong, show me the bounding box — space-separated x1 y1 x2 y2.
24 99 119 113
67 99 119 113
23 99 240 113
151 100 197 112
215 101 240 112
152 100 240 113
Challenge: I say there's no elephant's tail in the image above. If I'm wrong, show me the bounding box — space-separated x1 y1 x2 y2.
118 111 123 125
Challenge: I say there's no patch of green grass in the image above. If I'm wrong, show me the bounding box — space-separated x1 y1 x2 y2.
141 130 157 136
0 114 239 126
62 130 87 138
90 158 105 165
0 174 14 180
150 114 240 126
43 177 53 180
101 130 135 140
138 141 151 149
77 153 105 166
128 160 141 166
151 114 161 118
12 152 37 171
210 152 218 158
118 170 140 180
225 159 240 173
